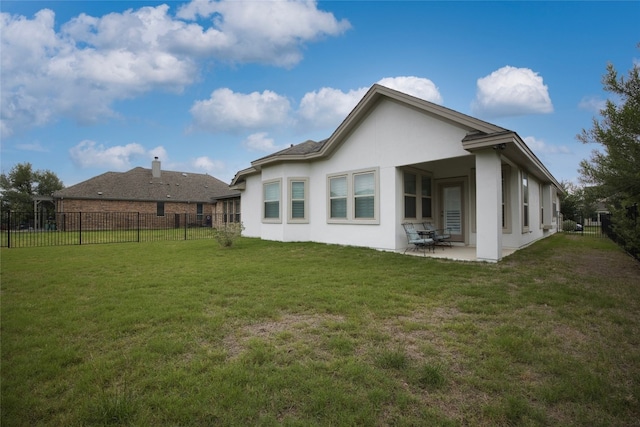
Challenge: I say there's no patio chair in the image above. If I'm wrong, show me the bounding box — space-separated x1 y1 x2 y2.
422 222 452 248
402 222 435 255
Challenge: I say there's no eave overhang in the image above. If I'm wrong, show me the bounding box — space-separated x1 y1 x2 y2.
462 131 562 190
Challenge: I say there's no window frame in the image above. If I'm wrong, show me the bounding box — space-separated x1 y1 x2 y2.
327 167 379 225
262 179 282 223
403 171 417 220
522 171 529 232
402 169 433 221
288 177 309 223
502 165 512 233
157 202 165 217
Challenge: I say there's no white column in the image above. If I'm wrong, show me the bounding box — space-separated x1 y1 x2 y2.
475 149 503 262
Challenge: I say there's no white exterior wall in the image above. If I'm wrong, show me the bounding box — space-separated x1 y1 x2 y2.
238 97 559 256
241 173 264 238
241 99 472 251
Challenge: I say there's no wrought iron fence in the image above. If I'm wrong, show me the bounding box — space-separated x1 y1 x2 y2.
1 211 241 248
559 213 608 238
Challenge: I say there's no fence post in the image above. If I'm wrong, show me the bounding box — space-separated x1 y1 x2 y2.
137 212 140 243
7 211 11 248
184 213 188 240
79 212 82 245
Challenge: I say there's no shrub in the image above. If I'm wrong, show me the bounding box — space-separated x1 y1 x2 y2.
562 219 577 232
213 222 244 247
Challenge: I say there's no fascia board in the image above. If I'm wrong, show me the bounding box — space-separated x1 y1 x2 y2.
463 132 562 189
230 166 258 187
318 85 506 158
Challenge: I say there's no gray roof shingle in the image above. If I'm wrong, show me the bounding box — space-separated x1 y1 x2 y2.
54 167 238 203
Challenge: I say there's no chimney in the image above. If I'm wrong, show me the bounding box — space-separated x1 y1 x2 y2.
152 157 161 178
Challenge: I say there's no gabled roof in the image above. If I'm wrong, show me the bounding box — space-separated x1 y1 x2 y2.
54 167 238 203
230 84 561 189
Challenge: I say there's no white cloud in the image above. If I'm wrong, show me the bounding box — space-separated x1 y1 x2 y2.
524 136 570 156
1 1 349 138
377 76 443 104
578 96 606 113
176 0 351 66
189 88 292 133
472 66 553 118
242 132 288 152
298 77 442 131
192 76 444 136
191 156 226 174
15 142 49 152
69 140 149 169
298 87 368 129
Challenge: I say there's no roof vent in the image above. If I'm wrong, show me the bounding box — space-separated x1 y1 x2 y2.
98 192 103 195
182 173 187 177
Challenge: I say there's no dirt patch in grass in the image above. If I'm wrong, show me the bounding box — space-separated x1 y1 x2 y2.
222 313 345 359
555 236 640 281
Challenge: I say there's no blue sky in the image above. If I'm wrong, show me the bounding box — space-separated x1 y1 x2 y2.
1 1 638 187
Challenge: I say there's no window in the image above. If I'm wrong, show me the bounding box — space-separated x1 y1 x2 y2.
522 171 529 230
501 165 512 232
234 198 241 222
157 202 165 217
540 186 544 228
404 172 417 219
289 178 308 223
403 171 432 220
329 176 347 219
197 203 203 221
263 180 281 222
421 176 432 219
328 168 379 224
354 172 375 218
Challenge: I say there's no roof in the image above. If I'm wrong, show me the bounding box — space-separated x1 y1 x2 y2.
54 167 239 203
231 84 561 190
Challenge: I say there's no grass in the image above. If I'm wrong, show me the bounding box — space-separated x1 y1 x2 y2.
1 234 639 426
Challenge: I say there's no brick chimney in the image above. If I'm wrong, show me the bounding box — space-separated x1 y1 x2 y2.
152 157 161 178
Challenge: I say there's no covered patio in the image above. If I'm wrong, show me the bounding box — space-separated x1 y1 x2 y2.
401 244 517 262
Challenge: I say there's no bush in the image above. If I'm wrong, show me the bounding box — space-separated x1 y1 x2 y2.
562 219 577 232
213 222 244 247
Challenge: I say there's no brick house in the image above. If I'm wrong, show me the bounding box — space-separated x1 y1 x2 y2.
53 158 240 230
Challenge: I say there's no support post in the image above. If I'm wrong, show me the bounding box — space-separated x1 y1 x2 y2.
475 149 503 262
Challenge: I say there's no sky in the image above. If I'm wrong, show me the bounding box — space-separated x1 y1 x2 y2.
1 1 638 188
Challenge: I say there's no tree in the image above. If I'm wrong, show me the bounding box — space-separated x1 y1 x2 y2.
558 180 597 227
578 50 640 258
0 163 64 213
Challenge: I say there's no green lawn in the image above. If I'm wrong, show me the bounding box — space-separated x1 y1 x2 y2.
2 235 639 426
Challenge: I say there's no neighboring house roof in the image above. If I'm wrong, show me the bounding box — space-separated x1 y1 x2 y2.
231 84 561 190
54 167 238 203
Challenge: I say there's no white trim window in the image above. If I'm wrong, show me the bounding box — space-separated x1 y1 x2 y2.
288 178 309 223
421 175 432 220
502 165 511 232
522 171 529 231
329 175 348 219
328 168 379 224
263 179 282 223
403 170 432 220
404 172 417 219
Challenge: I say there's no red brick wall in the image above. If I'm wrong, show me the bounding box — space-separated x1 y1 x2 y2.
55 199 217 231
57 198 214 215
54 198 241 230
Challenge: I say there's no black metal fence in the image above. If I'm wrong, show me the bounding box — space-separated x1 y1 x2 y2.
1 211 241 248
559 213 608 238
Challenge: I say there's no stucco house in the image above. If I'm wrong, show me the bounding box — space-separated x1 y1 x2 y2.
231 84 562 262
54 158 240 229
